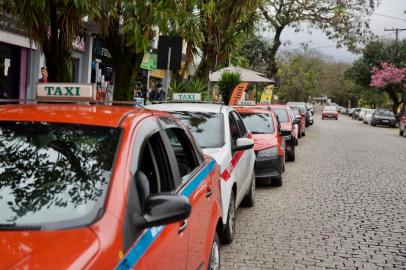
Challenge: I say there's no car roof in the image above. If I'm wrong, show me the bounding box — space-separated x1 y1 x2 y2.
146 103 227 114
234 107 272 114
0 104 152 127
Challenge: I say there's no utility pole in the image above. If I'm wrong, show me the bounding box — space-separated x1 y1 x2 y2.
384 27 406 42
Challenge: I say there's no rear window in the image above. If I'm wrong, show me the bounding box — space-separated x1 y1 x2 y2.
273 108 289 123
171 112 224 148
375 110 394 116
0 122 121 230
324 106 337 112
240 113 275 134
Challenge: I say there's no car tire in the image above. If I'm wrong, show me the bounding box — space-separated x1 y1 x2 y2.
287 147 295 162
335 117 338 120
242 170 256 207
222 191 236 244
208 232 220 270
295 138 299 146
302 131 306 137
401 128 404 136
272 175 282 187
322 117 324 120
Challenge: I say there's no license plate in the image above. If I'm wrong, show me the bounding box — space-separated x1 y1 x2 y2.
383 120 388 123
328 114 332 117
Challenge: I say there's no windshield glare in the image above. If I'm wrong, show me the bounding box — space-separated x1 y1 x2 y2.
172 111 224 148
240 113 275 134
0 122 121 229
376 110 394 116
324 106 337 112
273 108 290 123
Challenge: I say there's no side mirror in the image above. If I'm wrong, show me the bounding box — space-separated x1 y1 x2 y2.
280 129 291 137
233 138 254 151
135 194 191 230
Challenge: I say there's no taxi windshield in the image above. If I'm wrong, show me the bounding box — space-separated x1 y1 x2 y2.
171 111 224 148
273 108 289 123
240 113 275 134
0 122 121 230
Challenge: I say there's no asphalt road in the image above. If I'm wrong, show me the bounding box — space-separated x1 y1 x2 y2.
221 114 406 269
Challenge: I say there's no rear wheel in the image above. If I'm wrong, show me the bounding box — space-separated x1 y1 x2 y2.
208 233 220 270
222 191 236 244
242 170 256 207
400 128 404 136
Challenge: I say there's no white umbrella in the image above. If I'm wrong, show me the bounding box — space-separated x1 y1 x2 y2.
209 66 273 83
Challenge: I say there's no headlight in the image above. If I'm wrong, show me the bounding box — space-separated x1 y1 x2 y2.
257 146 279 158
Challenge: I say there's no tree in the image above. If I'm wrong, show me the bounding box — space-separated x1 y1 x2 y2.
346 40 406 113
370 62 406 113
96 0 176 100
217 72 241 105
194 0 263 80
2 0 96 82
260 0 378 78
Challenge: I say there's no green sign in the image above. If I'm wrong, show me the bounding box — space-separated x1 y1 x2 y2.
140 52 158 71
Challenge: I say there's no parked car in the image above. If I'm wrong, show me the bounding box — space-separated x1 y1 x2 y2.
371 109 396 128
0 101 223 270
287 105 306 137
358 108 367 121
235 107 287 186
322 106 338 120
287 102 311 127
363 109 375 125
348 108 355 117
147 103 256 245
287 107 300 145
352 108 361 120
260 104 299 160
400 111 406 137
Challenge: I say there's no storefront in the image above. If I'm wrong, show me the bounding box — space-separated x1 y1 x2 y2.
91 39 114 101
0 9 31 100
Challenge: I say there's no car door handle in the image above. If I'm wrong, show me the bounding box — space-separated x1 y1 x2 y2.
206 187 213 198
178 219 188 234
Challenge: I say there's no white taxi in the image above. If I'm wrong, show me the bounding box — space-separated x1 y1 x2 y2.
147 103 256 244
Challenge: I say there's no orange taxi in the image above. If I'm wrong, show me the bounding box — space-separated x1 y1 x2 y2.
0 84 223 270
234 107 287 186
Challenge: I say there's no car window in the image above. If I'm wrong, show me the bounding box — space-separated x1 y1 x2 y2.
171 111 224 148
0 122 121 230
375 110 394 116
231 111 247 136
240 113 275 134
273 108 289 123
164 127 200 180
229 114 240 148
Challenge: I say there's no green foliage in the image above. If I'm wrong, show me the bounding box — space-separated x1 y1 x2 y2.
2 0 98 82
169 79 210 101
217 72 242 105
345 39 406 113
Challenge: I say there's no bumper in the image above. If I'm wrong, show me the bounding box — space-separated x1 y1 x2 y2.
255 155 283 180
374 119 395 126
322 114 337 119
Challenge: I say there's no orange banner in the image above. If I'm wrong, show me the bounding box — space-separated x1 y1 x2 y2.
228 82 249 106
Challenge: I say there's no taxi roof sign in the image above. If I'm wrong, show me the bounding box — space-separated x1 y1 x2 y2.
173 93 201 101
237 100 256 106
36 83 95 101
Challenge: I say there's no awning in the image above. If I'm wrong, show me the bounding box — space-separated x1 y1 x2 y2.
209 66 273 83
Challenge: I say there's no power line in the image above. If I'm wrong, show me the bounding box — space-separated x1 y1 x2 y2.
373 13 406 22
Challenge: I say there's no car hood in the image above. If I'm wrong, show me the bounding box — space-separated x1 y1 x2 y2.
252 134 277 152
0 227 99 269
203 147 229 167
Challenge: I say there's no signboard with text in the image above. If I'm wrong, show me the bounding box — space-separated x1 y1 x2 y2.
36 83 95 101
173 93 201 101
237 100 256 106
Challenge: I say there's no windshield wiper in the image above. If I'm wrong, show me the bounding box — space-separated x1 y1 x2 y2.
0 223 43 230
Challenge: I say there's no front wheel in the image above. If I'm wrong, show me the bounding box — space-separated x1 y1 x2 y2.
222 192 236 244
208 233 220 270
400 128 404 136
242 170 256 207
287 149 295 162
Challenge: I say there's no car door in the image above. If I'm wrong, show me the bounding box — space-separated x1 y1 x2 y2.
227 111 248 203
231 111 253 192
119 117 189 270
158 116 216 270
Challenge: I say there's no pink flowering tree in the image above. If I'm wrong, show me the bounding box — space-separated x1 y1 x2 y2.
370 62 406 114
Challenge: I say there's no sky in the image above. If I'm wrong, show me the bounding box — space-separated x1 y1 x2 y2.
264 0 406 63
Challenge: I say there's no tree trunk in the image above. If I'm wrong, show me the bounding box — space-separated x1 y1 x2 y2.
180 43 193 79
386 87 401 115
195 44 216 81
43 1 72 82
268 27 284 79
